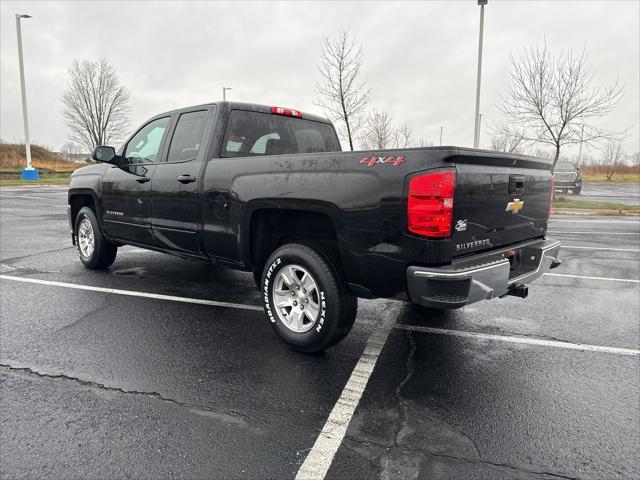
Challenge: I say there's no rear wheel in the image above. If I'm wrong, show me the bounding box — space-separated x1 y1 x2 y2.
75 206 118 269
260 243 357 353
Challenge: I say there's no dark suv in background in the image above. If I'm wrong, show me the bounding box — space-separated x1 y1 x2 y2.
554 161 582 194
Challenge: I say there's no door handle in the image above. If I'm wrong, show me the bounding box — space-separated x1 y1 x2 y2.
177 174 196 184
136 177 150 183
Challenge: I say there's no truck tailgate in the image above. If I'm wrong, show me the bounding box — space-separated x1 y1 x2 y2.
448 153 552 257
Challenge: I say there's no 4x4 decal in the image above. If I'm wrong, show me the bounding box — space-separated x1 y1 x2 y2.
359 155 406 167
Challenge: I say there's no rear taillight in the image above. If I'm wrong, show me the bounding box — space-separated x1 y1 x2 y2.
548 176 555 219
271 106 302 118
407 170 455 238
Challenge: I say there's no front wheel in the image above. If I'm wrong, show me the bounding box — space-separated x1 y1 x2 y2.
75 206 118 269
260 243 357 353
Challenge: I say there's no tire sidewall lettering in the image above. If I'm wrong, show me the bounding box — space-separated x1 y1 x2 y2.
316 291 326 333
263 257 281 324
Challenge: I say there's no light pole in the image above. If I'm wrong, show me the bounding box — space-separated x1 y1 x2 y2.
222 86 232 101
16 14 38 180
440 126 443 146
473 0 487 149
577 125 585 167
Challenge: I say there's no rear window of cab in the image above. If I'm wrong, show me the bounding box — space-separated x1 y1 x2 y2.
221 110 340 157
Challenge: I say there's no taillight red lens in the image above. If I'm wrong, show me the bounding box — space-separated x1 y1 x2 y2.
548 175 555 219
408 170 455 238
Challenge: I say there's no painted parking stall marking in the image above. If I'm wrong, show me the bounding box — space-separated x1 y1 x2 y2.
295 304 400 480
562 245 640 252
0 275 263 311
550 219 640 225
548 231 639 235
544 273 640 283
394 324 640 356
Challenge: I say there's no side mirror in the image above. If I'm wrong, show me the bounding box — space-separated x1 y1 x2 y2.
92 146 116 163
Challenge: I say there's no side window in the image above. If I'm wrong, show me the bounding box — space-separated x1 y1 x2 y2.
166 110 208 162
221 110 341 157
124 117 170 164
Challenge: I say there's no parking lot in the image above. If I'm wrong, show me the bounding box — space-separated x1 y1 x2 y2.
578 182 640 206
1 186 638 479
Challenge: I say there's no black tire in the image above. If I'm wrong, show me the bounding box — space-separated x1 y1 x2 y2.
573 185 582 195
260 243 357 353
74 206 118 269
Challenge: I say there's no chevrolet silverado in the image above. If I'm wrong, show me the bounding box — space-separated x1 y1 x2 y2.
68 102 562 352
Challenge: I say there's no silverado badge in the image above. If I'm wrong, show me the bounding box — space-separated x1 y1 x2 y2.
506 198 524 214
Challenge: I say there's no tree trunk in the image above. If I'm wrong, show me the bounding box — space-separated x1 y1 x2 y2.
552 144 561 172
345 116 354 151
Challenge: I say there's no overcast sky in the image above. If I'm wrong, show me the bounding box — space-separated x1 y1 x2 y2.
1 0 638 157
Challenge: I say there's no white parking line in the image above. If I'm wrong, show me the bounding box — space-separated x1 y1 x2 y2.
551 219 640 224
394 324 640 356
544 273 640 283
295 304 401 480
0 275 263 311
548 231 639 235
562 245 640 252
0 194 55 200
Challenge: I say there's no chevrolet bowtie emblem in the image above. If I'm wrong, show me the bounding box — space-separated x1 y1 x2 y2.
506 198 524 214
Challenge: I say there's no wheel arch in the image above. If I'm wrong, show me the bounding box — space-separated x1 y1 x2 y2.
69 189 100 229
245 208 345 273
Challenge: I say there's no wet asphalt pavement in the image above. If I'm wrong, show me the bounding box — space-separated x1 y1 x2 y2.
573 182 640 206
0 186 639 480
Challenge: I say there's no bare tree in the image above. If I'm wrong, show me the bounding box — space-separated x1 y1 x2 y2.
600 140 625 180
489 123 528 153
417 138 434 148
61 59 131 152
500 43 624 170
60 141 83 155
392 123 413 149
360 110 395 150
629 152 640 170
315 30 370 151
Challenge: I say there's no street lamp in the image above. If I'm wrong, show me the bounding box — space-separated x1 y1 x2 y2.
16 13 38 180
473 0 487 149
222 86 232 101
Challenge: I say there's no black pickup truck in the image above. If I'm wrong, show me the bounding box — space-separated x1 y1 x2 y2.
68 102 561 352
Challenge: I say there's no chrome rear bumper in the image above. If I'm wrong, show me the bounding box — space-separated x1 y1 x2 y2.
406 238 561 309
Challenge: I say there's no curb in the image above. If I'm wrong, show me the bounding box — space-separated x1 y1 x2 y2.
552 208 640 216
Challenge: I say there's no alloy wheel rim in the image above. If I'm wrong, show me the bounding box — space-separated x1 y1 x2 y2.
78 217 95 258
272 264 321 333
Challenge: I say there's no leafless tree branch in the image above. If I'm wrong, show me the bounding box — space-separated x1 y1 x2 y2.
499 43 625 170
360 110 394 150
489 122 529 153
600 140 626 180
314 30 370 151
61 59 131 152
